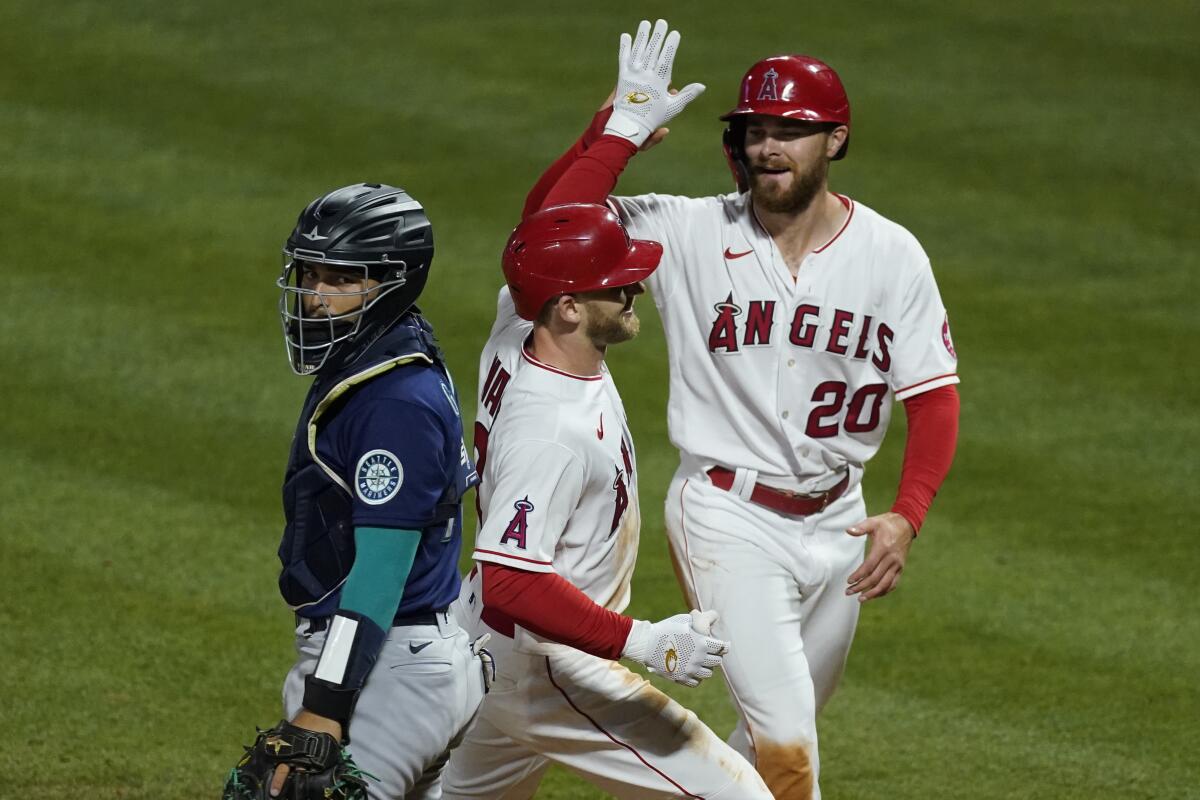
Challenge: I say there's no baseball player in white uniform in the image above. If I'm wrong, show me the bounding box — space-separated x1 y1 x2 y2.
521 20 962 799
442 203 773 799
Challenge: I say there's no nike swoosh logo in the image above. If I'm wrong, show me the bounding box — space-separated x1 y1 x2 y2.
597 412 604 440
409 640 432 654
724 247 754 260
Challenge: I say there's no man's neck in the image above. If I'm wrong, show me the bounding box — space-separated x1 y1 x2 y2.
753 190 847 273
528 326 605 377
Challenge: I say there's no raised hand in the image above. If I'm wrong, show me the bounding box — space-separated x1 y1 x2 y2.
603 19 706 147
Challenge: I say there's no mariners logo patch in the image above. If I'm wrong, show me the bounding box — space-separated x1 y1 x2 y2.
355 449 403 505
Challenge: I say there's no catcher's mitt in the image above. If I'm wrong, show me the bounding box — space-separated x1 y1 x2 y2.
222 721 372 800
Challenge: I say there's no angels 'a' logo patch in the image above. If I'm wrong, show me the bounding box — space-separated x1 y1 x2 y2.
500 497 534 550
942 314 957 360
355 449 403 505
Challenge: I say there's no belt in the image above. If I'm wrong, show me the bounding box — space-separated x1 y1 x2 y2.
706 467 850 516
297 607 448 634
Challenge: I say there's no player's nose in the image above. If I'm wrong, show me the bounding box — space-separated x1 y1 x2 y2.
302 294 330 317
624 282 646 297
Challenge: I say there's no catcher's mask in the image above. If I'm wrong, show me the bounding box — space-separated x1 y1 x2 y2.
720 55 851 192
278 183 433 375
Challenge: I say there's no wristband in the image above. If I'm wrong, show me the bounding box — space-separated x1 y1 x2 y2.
301 610 387 727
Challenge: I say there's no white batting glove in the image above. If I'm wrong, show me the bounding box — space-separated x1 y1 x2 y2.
603 19 706 147
622 610 729 687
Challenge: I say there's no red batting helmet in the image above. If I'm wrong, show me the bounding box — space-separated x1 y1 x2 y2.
501 204 663 321
721 55 852 190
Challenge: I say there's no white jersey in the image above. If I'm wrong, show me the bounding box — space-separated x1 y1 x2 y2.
471 288 640 652
609 191 959 490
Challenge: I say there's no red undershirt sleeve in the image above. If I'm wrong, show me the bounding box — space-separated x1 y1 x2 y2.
521 106 614 220
890 385 960 533
540 135 638 210
481 562 633 660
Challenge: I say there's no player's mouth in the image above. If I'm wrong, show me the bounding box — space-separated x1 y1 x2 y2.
753 164 793 180
621 296 636 315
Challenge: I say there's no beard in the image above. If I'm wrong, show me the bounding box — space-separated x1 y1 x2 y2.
749 156 829 214
586 306 640 346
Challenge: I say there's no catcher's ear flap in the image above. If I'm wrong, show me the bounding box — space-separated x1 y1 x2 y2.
722 126 750 194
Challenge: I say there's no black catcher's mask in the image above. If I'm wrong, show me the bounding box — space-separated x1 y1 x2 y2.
278 183 434 375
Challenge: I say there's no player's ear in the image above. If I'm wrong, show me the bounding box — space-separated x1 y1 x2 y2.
826 125 849 159
556 294 584 326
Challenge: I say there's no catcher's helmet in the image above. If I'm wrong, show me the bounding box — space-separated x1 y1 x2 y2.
502 204 662 321
279 183 434 375
720 55 851 191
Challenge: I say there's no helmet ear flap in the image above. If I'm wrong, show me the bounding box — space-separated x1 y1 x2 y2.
722 124 750 194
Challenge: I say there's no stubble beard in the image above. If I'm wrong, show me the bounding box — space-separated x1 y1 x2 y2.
750 156 829 215
586 308 640 347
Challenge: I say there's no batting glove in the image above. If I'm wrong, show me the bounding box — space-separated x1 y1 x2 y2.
603 19 706 147
622 610 729 687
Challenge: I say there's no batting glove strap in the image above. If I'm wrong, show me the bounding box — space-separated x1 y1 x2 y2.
603 19 705 146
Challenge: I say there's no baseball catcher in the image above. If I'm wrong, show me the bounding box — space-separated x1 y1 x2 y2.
223 184 489 799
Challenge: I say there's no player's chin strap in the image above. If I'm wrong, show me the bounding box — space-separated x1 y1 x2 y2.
302 610 387 740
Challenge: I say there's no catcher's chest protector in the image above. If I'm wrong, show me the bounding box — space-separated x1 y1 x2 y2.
277 320 449 610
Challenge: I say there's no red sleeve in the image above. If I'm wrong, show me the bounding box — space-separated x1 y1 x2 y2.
481 563 633 660
521 106 613 220
890 385 959 533
540 135 638 210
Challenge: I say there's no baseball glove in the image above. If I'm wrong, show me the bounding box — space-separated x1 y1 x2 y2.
222 721 372 800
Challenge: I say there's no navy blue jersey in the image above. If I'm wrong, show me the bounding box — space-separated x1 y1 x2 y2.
278 314 477 620
317 362 476 616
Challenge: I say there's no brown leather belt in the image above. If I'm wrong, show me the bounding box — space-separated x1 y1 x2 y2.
706 467 850 516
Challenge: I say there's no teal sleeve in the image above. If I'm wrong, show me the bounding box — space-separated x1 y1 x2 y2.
338 526 421 632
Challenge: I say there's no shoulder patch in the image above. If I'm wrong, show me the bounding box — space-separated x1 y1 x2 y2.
355 449 404 505
942 314 957 360
499 497 534 549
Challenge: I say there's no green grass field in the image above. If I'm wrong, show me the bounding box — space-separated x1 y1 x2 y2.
2 1 1197 797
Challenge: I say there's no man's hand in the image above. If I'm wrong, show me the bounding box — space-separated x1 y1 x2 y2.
223 714 366 800
597 87 670 152
622 609 729 687
267 710 343 797
846 512 916 602
603 19 705 148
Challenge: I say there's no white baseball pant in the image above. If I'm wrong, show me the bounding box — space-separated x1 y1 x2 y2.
665 460 867 800
441 617 773 800
283 611 487 800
